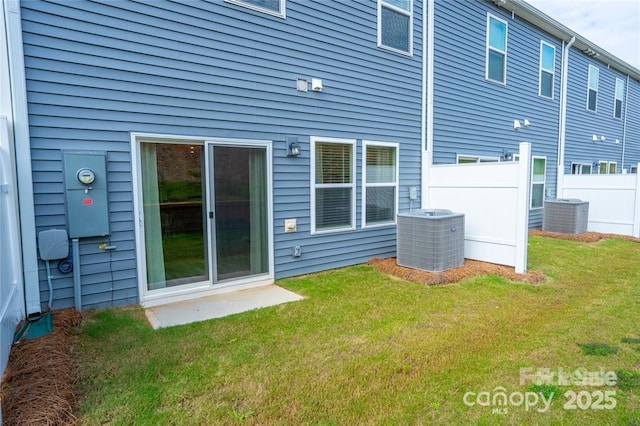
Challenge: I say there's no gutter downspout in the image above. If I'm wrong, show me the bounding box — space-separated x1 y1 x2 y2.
621 75 629 170
556 36 575 197
422 0 434 209
4 0 40 317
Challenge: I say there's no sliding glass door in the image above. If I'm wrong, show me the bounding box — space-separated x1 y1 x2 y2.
139 139 270 294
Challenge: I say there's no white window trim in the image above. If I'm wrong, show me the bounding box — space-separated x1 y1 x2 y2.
485 13 508 85
362 141 399 229
310 136 357 235
570 162 593 175
538 41 555 99
586 64 599 112
456 154 500 163
225 0 286 18
613 77 624 119
377 0 413 56
531 156 546 210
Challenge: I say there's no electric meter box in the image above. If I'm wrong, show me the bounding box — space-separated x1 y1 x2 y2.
63 151 110 238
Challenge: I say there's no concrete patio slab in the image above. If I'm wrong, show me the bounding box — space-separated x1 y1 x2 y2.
145 285 303 329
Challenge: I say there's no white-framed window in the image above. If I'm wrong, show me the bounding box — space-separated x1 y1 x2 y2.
630 165 638 174
362 141 399 228
586 65 599 112
614 78 624 119
571 163 592 175
531 156 546 209
311 137 356 234
486 14 508 84
456 154 500 164
225 0 285 17
598 161 617 174
377 0 413 55
539 41 555 99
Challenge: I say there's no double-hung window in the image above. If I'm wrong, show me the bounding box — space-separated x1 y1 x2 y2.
456 155 500 164
531 157 546 209
598 161 617 174
614 78 624 119
571 163 592 175
362 142 398 228
486 14 508 84
226 0 285 17
587 65 599 112
539 42 555 98
311 138 356 234
378 0 413 55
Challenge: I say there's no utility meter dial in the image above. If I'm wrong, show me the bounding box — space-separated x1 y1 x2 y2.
76 168 96 185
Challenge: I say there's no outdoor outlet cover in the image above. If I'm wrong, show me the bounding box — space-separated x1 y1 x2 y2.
284 218 297 233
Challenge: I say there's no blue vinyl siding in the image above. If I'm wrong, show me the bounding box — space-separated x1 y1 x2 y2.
21 0 423 308
622 79 640 172
432 1 561 227
563 50 627 173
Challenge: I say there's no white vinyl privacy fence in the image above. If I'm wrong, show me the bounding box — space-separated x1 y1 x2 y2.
560 166 640 238
1 116 24 381
425 142 532 273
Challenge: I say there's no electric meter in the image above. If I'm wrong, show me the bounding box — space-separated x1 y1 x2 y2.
76 168 96 185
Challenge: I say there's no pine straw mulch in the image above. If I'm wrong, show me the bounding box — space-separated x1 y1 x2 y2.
0 308 82 426
367 258 546 285
530 229 640 243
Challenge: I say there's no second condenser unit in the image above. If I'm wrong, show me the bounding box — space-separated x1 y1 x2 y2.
542 199 589 234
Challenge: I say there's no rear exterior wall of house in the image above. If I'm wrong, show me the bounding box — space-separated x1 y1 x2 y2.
21 0 424 309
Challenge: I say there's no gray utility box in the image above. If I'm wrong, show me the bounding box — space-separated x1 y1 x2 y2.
397 209 465 272
63 151 110 238
542 198 589 234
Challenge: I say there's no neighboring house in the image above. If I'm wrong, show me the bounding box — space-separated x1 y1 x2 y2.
430 0 562 228
564 50 640 175
429 0 640 228
0 0 637 317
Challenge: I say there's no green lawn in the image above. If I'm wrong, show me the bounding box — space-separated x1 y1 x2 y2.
76 235 640 424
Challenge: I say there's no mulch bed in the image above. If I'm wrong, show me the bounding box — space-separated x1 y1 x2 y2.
0 308 82 426
367 257 546 285
530 229 640 243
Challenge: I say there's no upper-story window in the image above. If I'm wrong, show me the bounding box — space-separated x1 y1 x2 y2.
378 0 413 55
614 78 624 119
486 14 508 84
539 41 555 99
226 0 285 17
586 65 599 112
